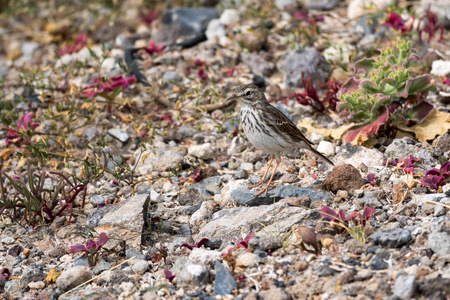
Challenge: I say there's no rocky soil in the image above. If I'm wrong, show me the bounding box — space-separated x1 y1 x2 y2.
0 0 449 299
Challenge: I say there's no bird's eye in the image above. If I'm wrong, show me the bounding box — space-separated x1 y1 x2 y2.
245 91 251 96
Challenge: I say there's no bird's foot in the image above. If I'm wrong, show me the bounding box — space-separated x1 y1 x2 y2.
252 183 278 198
248 179 266 190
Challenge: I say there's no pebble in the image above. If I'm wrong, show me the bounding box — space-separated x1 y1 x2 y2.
393 275 416 299
177 264 209 288
214 261 236 296
132 260 149 274
28 281 45 289
56 266 94 291
370 228 412 248
317 141 336 157
107 128 129 143
188 143 214 160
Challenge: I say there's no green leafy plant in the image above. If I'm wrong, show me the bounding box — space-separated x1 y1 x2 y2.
338 40 436 142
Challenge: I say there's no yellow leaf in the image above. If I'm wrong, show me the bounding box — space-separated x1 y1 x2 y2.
46 268 62 284
116 112 133 124
298 118 352 140
80 102 93 110
0 148 15 160
397 110 450 142
321 238 333 248
17 157 28 169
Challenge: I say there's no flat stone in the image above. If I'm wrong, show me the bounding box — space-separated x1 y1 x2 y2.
230 185 330 206
96 194 149 247
198 202 315 243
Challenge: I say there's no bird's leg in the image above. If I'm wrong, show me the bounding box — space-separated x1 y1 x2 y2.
248 157 274 189
253 160 280 197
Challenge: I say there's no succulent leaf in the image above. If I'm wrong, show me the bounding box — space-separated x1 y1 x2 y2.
338 40 435 141
353 58 375 74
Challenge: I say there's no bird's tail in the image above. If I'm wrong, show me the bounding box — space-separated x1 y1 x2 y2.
308 146 334 166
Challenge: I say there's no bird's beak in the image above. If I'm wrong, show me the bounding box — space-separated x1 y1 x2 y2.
226 94 239 105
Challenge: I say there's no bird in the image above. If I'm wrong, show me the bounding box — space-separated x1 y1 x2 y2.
227 84 334 197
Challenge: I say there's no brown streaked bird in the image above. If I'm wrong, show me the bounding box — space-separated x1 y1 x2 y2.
227 84 334 197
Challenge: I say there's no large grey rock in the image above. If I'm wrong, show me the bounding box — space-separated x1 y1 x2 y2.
277 48 331 88
198 202 316 242
96 194 149 247
230 185 330 206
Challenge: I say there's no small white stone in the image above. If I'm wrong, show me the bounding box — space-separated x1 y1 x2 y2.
205 19 226 40
309 132 324 144
317 141 335 157
431 60 450 77
28 281 45 289
240 162 254 171
188 143 214 160
220 9 240 26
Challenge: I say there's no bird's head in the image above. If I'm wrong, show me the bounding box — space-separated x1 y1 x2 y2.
226 84 267 105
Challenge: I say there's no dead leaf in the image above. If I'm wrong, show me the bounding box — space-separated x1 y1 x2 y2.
397 110 450 142
116 112 133 124
298 118 352 140
0 148 16 160
46 268 62 284
17 157 28 169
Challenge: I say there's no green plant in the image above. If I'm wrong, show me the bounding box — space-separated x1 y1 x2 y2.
70 232 109 266
319 207 376 243
338 40 436 142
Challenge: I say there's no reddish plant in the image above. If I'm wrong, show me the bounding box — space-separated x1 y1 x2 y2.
59 33 87 56
420 161 450 189
294 11 324 24
0 268 10 279
389 155 419 174
225 67 239 77
139 10 158 25
289 72 324 113
194 59 205 66
381 13 413 33
236 233 255 251
320 206 376 231
144 40 165 55
367 173 377 186
418 5 444 44
83 75 136 98
164 270 176 283
180 238 209 251
70 232 109 266
6 112 39 147
197 68 207 81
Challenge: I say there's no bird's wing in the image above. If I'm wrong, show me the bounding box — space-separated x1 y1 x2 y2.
264 104 313 146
